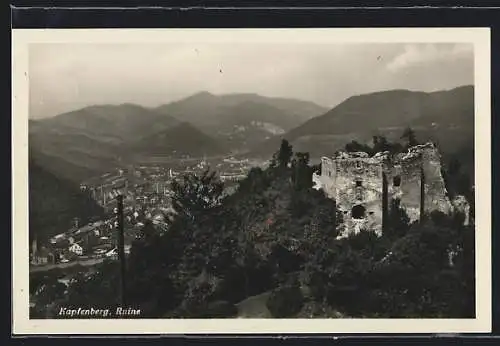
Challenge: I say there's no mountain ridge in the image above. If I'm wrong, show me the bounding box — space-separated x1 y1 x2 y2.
247 85 474 166
29 93 328 181
29 86 473 183
154 92 328 150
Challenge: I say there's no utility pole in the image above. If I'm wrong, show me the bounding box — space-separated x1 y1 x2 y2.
116 194 127 306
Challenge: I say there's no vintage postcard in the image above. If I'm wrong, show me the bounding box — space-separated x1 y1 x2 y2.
12 28 491 334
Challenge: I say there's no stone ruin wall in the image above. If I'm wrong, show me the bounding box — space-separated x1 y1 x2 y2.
420 145 453 216
319 156 336 199
388 143 453 221
316 142 458 238
334 156 384 236
319 153 385 238
386 155 423 223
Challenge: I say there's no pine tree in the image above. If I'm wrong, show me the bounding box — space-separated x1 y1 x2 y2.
291 152 312 190
277 139 293 168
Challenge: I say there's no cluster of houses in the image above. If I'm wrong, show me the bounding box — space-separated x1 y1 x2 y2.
30 219 118 266
30 209 155 267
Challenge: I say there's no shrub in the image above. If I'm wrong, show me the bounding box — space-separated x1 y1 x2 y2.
182 271 222 311
200 300 238 318
266 284 304 318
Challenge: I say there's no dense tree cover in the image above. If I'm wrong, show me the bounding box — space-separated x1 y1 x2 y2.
343 127 416 156
302 208 474 317
37 138 475 319
344 134 406 157
441 156 474 203
29 160 104 244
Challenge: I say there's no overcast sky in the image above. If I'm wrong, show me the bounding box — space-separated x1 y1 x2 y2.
29 43 474 119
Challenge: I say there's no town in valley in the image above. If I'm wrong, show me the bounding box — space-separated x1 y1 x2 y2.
30 155 266 271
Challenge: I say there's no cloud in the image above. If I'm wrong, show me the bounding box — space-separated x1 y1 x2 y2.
386 43 473 72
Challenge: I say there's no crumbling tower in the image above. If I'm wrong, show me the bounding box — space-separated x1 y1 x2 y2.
317 151 386 238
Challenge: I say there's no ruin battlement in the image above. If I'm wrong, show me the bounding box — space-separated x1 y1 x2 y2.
395 142 437 162
325 142 437 163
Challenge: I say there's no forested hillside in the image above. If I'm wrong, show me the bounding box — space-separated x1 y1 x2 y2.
29 158 104 244
32 136 475 319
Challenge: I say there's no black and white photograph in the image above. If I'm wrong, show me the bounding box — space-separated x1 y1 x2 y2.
12 28 491 334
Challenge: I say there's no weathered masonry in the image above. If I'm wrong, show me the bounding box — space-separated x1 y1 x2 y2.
312 142 461 239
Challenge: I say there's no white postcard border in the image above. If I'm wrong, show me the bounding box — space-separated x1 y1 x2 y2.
12 28 492 335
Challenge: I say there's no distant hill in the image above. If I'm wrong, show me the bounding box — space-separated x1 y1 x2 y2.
128 122 227 158
31 103 181 142
289 85 473 139
155 92 328 149
29 158 104 244
248 86 474 173
29 104 183 182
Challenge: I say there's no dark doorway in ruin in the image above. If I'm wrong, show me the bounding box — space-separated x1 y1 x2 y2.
355 179 362 187
351 204 366 219
393 175 401 187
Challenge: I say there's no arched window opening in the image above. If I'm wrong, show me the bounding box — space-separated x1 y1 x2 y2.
351 204 366 219
393 175 401 187
355 179 362 187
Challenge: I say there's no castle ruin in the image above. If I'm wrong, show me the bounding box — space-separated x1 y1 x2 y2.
312 142 458 238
